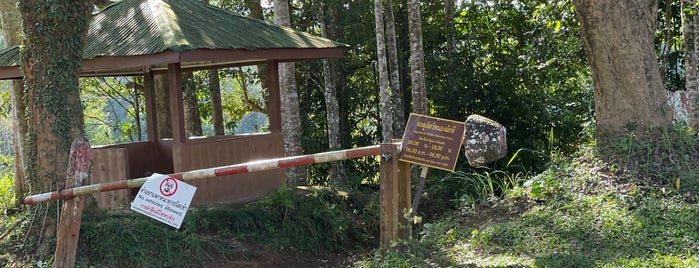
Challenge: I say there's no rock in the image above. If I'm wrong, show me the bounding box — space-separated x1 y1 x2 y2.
463 115 507 166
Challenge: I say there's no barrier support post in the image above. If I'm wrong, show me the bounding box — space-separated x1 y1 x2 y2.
55 137 91 268
379 142 411 247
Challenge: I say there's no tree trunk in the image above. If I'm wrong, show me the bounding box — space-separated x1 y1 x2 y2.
202 0 224 136
155 74 173 139
244 0 271 119
183 72 203 137
443 0 458 106
208 70 225 135
319 1 347 189
374 0 394 142
408 0 427 115
275 0 306 187
384 0 405 137
0 0 26 206
573 0 673 141
658 0 673 86
130 82 143 141
683 0 699 128
54 137 91 268
19 0 92 258
245 0 263 19
444 0 456 56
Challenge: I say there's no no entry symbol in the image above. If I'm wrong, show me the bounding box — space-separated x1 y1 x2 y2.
159 178 178 196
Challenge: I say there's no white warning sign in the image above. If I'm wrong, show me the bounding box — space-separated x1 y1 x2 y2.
131 173 196 229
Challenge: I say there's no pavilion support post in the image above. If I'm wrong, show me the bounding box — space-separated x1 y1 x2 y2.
168 63 186 143
143 68 158 142
54 137 92 268
267 60 282 133
379 142 411 248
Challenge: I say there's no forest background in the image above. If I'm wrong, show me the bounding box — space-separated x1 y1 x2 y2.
0 0 696 266
0 0 594 193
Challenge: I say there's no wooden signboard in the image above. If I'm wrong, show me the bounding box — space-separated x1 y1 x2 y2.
399 113 464 172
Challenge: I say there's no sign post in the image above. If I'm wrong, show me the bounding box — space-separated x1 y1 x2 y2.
399 113 465 172
54 137 92 268
379 141 411 247
131 173 196 229
395 114 467 242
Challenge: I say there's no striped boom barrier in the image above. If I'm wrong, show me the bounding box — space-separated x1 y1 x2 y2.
23 144 387 205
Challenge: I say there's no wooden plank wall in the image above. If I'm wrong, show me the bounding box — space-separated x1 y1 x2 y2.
173 133 286 206
90 148 130 210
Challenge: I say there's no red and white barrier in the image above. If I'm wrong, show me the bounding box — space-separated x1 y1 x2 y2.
23 144 386 205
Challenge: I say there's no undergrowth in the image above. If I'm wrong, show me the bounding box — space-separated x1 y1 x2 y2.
5 125 699 267
356 125 699 267
602 123 699 192
0 155 14 211
73 186 378 267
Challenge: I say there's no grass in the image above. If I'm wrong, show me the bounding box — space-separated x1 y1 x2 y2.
4 125 699 267
0 155 14 211
355 125 699 267
0 184 379 267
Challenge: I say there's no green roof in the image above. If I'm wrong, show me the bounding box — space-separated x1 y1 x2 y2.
86 0 346 56
0 0 347 77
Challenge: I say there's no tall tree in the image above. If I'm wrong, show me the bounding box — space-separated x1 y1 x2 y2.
208 70 225 135
274 0 306 186
682 0 699 127
0 0 26 206
443 0 457 98
573 0 673 141
201 0 224 136
319 0 347 188
444 0 456 56
183 72 203 137
374 0 394 142
18 0 93 258
384 0 405 137
243 0 271 119
408 0 427 114
154 74 172 139
130 79 143 141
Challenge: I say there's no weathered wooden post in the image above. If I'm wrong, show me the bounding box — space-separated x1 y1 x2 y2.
379 141 411 247
393 113 507 246
54 137 91 268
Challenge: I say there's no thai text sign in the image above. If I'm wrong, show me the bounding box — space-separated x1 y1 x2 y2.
131 173 196 229
399 113 464 172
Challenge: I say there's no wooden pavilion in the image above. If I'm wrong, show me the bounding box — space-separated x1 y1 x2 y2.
0 0 347 208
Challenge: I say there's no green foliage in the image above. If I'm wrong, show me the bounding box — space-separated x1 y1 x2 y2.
423 0 591 172
428 168 527 213
0 116 14 210
356 130 699 267
81 77 146 145
219 67 268 135
78 213 209 267
0 155 13 210
212 0 273 20
69 186 378 266
291 0 592 185
0 81 9 118
79 65 270 145
19 0 93 198
0 216 20 263
656 0 685 92
242 186 378 253
604 123 699 191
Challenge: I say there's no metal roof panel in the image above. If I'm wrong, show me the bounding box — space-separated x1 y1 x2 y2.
0 0 347 70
